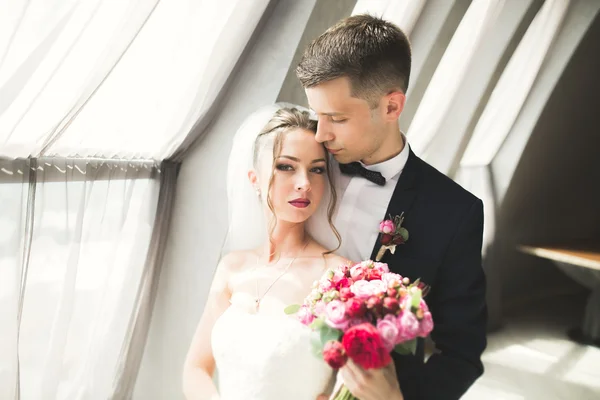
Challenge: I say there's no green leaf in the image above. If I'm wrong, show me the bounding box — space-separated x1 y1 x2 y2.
394 339 417 355
311 335 323 358
398 227 409 241
283 304 301 315
309 317 325 330
320 325 342 346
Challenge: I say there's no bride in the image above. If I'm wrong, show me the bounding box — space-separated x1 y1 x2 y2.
182 104 351 399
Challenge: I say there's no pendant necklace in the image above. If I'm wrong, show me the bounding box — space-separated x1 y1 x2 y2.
254 240 309 312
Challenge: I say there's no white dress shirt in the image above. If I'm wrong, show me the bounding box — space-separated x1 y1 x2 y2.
308 136 410 262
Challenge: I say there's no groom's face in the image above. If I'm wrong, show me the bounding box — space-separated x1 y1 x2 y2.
305 77 386 165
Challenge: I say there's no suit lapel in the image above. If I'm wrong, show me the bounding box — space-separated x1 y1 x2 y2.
369 149 420 262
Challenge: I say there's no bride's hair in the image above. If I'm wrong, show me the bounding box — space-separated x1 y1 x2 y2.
253 107 341 255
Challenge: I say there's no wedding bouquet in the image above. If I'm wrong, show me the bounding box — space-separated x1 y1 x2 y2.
285 260 433 400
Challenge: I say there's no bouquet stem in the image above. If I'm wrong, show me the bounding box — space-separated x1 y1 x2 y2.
332 384 357 400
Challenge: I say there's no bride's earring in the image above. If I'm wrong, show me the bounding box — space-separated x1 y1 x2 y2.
256 189 261 197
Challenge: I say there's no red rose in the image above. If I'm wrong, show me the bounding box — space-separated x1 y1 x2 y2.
339 287 354 301
387 288 398 298
345 297 366 318
381 234 393 245
366 295 382 312
336 277 352 290
383 297 400 312
368 268 383 280
340 264 350 276
323 340 348 369
342 323 391 369
392 236 405 245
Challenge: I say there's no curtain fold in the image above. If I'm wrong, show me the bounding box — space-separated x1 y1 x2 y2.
456 0 571 250
407 0 505 158
110 161 178 399
352 0 426 35
16 159 160 399
0 0 161 158
0 159 31 400
0 0 272 160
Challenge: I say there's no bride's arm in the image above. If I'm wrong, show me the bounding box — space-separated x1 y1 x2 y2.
182 253 239 400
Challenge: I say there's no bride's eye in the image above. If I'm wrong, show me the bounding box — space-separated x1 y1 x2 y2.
275 163 294 171
311 166 326 174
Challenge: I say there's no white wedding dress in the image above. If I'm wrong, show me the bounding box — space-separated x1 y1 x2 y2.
212 304 333 400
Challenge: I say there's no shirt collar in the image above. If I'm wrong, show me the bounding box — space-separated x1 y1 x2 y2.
361 133 410 181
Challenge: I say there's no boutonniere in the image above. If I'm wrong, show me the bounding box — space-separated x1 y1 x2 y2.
376 213 409 261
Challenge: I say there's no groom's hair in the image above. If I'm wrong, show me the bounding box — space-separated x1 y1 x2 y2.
296 14 411 108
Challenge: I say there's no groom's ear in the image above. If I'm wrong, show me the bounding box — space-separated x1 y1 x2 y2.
383 91 406 121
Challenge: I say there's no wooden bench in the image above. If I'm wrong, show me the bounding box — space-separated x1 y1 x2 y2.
518 242 600 347
518 245 600 271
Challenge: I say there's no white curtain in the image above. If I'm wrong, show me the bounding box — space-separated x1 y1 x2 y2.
456 0 571 251
352 0 426 35
0 1 273 397
0 0 270 160
0 159 30 400
407 0 505 163
15 159 159 399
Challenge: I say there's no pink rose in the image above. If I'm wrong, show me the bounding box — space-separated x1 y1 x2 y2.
419 299 430 313
379 220 395 234
368 279 387 295
377 314 400 351
325 300 348 330
419 311 434 337
323 340 348 369
382 272 402 287
350 280 371 298
332 269 346 284
350 264 366 280
397 311 420 342
313 300 326 316
351 279 387 298
297 305 315 325
373 262 390 274
319 278 334 292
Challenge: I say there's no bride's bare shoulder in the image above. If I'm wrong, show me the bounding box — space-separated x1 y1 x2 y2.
321 252 354 271
218 250 256 273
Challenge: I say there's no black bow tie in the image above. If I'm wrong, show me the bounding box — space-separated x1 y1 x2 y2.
339 162 386 186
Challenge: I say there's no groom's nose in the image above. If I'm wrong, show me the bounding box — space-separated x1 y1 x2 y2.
315 120 334 143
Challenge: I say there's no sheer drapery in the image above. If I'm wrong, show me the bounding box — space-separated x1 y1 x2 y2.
0 159 30 400
0 1 273 397
13 159 160 399
352 0 426 35
406 0 505 161
456 0 571 251
0 0 270 160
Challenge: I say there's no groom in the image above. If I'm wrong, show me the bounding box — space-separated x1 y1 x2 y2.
300 15 487 400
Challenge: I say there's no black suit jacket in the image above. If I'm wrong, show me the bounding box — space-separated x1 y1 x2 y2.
369 149 487 399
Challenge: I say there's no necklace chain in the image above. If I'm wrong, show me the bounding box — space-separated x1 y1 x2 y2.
254 240 309 312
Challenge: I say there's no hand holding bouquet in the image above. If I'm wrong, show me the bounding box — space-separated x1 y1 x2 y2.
285 260 433 400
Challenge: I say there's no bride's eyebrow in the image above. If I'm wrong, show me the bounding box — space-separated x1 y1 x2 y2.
279 155 326 164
